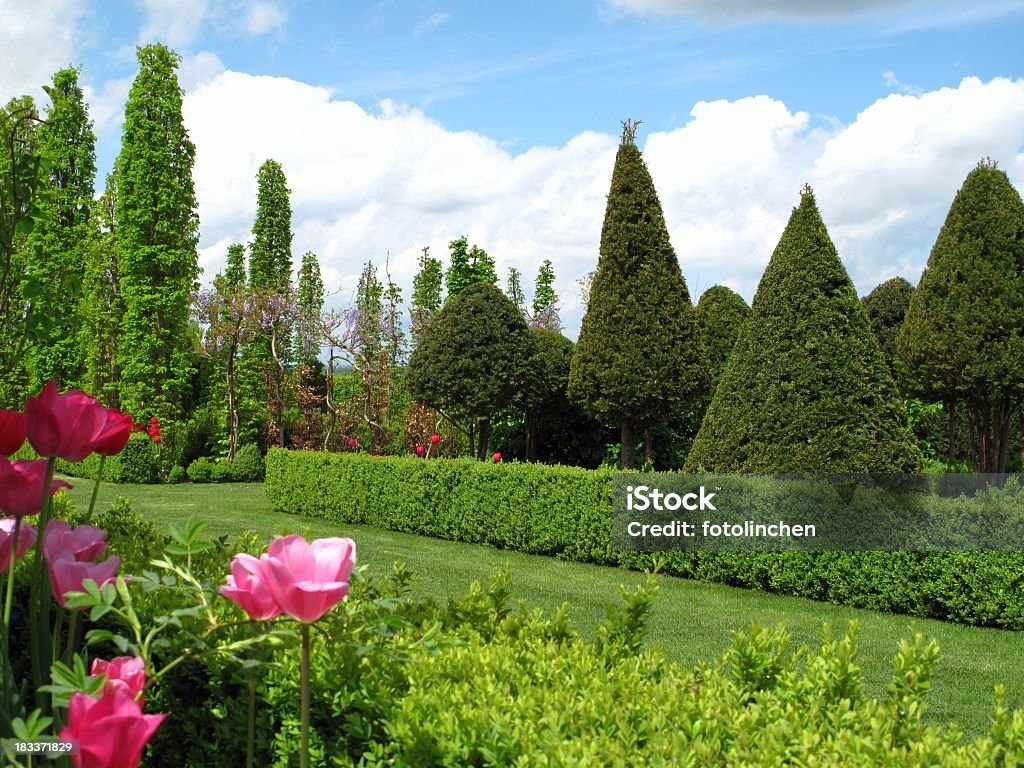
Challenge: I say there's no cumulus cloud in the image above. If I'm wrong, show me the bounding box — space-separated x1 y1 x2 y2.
181 71 1024 338
0 0 88 104
602 0 915 20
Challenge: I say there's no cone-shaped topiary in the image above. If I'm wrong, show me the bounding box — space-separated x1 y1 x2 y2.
686 186 920 473
897 160 1024 472
568 120 705 468
861 276 913 388
695 285 750 400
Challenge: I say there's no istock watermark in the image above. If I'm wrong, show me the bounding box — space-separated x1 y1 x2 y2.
612 473 1024 552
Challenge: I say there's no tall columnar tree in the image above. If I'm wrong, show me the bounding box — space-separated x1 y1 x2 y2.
530 259 562 331
686 186 920 473
520 326 574 461
115 44 200 419
568 120 705 468
506 266 526 317
444 235 497 298
406 281 533 459
294 250 323 365
78 174 122 407
224 242 247 291
248 159 293 291
861 276 913 386
694 285 749 401
410 245 443 345
0 95 41 406
25 67 97 391
897 160 1024 473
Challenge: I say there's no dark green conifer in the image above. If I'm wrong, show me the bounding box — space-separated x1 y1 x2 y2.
568 120 705 468
861 276 913 385
686 186 920 473
248 159 292 290
695 285 749 398
897 160 1024 472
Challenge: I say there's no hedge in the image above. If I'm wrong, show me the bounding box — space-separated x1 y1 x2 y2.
265 449 1024 630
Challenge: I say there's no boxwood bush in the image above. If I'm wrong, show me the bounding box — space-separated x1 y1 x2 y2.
266 448 1024 629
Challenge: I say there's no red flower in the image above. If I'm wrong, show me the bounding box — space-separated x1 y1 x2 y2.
93 409 134 457
60 687 165 768
152 435 161 444
492 452 502 463
0 518 37 571
0 457 72 516
24 381 109 462
415 445 425 456
348 437 358 449
0 409 26 456
92 656 148 706
429 433 441 445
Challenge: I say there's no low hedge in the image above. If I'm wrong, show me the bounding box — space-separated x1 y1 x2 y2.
266 449 1024 630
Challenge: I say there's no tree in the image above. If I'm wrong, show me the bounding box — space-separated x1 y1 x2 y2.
410 245 443 346
686 185 920 473
406 281 533 459
530 259 562 331
568 120 705 468
294 250 323 365
861 276 913 383
520 326 573 461
694 285 749 399
897 160 1024 473
78 174 122 407
25 68 97 391
507 267 526 317
444 235 496 298
116 44 200 419
248 159 292 291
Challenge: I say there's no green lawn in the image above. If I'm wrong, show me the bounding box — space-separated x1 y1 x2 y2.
63 478 1023 737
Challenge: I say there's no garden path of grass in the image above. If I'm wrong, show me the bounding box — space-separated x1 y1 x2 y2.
63 479 1024 738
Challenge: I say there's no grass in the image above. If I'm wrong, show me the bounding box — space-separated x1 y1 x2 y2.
62 477 1024 737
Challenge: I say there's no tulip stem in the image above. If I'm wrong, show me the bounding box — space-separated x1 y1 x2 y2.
87 456 105 522
53 606 64 667
28 457 56 702
1 516 22 709
247 665 256 768
300 623 310 768
64 611 78 667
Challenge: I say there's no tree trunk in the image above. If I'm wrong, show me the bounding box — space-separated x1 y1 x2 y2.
644 428 654 465
525 411 537 462
226 349 238 462
477 418 490 461
620 421 636 469
468 423 476 459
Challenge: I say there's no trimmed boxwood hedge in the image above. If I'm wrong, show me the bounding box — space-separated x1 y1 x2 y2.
265 448 1024 630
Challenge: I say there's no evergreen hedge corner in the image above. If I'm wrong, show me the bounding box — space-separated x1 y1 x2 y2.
568 121 705 467
685 185 920 473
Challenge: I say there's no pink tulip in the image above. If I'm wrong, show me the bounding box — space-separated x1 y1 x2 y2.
258 535 356 624
25 381 110 462
92 656 147 705
60 687 165 768
415 445 425 456
44 519 108 563
0 518 37 571
47 552 121 608
493 452 502 463
348 437 358 449
0 456 72 516
430 433 440 445
0 409 26 456
220 552 283 621
92 409 134 457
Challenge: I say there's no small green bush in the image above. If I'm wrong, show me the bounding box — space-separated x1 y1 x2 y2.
109 432 158 484
187 457 215 483
208 460 235 483
231 444 265 482
167 465 187 484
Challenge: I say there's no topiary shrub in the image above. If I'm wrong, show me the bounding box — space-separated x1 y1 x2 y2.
110 432 159 484
167 465 187 484
231 444 265 482
208 460 235 483
187 457 215 483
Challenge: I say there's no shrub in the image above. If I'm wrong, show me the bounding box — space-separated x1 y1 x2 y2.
208 460 235 483
167 465 187 484
187 457 215 483
232 443 265 482
110 431 159 484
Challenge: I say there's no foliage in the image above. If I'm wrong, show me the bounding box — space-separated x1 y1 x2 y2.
406 282 533 458
443 235 497 298
687 186 920 473
24 67 96 392
897 160 1024 473
231 443 265 483
115 43 200 420
861 276 913 384
167 464 187 484
569 123 705 468
248 159 293 291
694 285 749 400
111 431 159 484
531 258 558 320
409 245 444 346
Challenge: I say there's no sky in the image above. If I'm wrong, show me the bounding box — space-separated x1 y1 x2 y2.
2 0 1023 339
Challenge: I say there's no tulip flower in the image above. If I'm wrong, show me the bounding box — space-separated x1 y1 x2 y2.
221 553 283 621
430 433 441 445
415 445 425 456
0 409 26 456
24 381 110 462
92 656 147 705
348 437 358 449
258 535 356 624
0 456 71 516
60 688 165 768
92 409 134 457
44 520 108 563
493 452 502 463
0 517 37 571
47 552 121 608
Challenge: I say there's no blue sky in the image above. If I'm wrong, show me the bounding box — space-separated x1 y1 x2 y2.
3 0 1024 337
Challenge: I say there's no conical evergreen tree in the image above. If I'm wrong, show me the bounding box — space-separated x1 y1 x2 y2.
249 159 292 291
695 285 749 397
686 186 920 473
861 276 913 386
897 160 1024 472
568 120 705 468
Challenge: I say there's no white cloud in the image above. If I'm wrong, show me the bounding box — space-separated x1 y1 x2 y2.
602 0 914 20
136 0 287 47
0 0 88 104
240 0 287 36
182 72 1024 338
413 12 452 38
